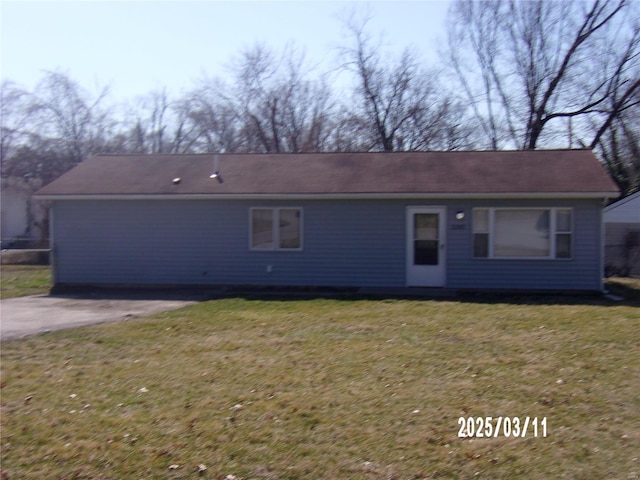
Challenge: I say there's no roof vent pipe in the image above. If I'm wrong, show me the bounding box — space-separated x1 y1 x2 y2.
210 154 223 183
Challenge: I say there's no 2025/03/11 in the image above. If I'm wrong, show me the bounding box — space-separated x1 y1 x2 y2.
458 417 548 438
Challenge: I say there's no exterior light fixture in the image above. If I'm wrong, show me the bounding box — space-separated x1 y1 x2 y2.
455 210 465 220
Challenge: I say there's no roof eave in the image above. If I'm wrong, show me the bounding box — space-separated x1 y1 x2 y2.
34 192 620 201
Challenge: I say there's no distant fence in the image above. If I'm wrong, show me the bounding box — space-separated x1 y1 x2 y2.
605 223 640 276
1 249 50 265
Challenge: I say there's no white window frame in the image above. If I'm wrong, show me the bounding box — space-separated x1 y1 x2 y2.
249 207 303 251
472 207 573 260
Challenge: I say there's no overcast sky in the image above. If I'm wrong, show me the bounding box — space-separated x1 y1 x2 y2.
1 0 451 101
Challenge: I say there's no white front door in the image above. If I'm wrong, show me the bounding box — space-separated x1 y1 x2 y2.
406 207 446 287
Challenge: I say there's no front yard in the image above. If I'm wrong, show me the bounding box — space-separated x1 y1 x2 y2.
1 293 638 479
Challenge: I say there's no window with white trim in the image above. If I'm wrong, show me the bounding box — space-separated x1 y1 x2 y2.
473 208 572 259
250 207 302 250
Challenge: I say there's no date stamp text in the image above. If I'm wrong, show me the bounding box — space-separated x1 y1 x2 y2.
457 416 547 438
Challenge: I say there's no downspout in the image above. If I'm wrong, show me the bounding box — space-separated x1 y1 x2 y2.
48 202 57 290
600 196 614 293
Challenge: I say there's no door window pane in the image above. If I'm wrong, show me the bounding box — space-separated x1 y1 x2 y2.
414 214 438 265
415 214 438 240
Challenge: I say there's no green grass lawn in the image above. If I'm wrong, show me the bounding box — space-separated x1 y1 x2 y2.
0 265 51 299
1 294 638 479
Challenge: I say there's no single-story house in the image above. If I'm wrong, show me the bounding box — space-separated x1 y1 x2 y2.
604 191 640 276
35 149 619 292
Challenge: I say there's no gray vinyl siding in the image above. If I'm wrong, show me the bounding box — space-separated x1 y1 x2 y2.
51 198 604 291
445 199 604 291
51 200 405 287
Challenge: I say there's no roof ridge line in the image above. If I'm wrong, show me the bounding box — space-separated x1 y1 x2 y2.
89 148 593 158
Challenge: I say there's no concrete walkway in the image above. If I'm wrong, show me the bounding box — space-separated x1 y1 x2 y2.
0 286 461 341
0 293 199 341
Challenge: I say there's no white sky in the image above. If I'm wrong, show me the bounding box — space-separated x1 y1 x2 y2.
1 0 451 101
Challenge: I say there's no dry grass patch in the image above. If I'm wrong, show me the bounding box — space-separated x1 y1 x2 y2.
0 265 51 299
606 276 640 301
1 297 638 479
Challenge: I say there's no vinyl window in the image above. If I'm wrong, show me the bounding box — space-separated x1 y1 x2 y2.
250 208 302 251
473 208 572 259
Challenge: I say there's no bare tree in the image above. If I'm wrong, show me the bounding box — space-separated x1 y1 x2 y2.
276 55 335 152
1 71 118 193
340 19 419 151
229 43 336 153
446 0 640 151
121 88 191 154
180 78 244 153
233 43 283 152
340 17 466 152
28 70 114 163
180 45 332 154
446 0 505 149
0 80 31 163
595 88 640 194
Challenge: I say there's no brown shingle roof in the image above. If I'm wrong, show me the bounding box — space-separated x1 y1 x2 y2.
35 149 619 198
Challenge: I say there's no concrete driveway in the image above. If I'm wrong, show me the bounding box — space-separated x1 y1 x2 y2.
0 293 202 341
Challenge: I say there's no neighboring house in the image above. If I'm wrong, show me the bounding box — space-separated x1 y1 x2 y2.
604 191 640 276
1 176 47 248
35 149 619 292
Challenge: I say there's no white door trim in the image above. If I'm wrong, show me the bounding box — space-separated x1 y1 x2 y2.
406 206 447 287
